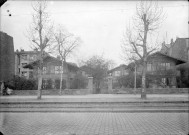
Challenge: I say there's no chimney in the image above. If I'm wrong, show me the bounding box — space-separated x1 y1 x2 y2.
170 38 174 46
162 41 165 46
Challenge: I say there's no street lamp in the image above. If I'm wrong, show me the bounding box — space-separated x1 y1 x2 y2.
134 62 137 94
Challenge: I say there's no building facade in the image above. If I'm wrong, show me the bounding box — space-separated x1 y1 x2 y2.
15 49 49 79
136 52 185 88
161 37 189 87
107 64 130 88
161 38 189 61
0 31 15 82
108 64 129 79
24 56 79 89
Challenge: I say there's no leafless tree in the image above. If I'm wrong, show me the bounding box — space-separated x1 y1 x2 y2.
53 25 81 94
122 1 165 98
27 1 53 99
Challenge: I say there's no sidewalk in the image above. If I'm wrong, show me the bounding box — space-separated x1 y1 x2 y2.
1 94 188 112
0 94 188 103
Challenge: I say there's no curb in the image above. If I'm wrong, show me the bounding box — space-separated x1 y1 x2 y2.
0 101 188 104
0 109 188 113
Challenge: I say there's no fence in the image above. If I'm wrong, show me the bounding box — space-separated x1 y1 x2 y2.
11 89 90 96
113 88 189 94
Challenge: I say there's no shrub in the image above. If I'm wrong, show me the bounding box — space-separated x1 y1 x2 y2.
7 75 37 90
116 74 142 88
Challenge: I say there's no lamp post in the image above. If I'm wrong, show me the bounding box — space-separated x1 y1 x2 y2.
134 62 137 94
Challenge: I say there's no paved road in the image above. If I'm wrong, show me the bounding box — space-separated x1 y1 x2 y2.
0 113 188 135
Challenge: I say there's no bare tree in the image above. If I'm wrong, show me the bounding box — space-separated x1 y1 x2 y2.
122 1 165 99
53 25 81 94
27 1 53 99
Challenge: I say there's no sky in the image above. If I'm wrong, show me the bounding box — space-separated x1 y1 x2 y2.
0 0 188 68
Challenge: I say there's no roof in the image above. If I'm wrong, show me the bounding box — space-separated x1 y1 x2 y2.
15 50 50 56
15 51 39 54
108 64 127 73
24 55 78 71
127 51 186 69
151 52 187 64
79 65 92 75
0 31 13 38
161 37 189 61
176 62 189 70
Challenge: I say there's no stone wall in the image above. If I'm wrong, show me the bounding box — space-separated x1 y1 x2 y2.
113 88 189 94
11 89 90 96
6 88 188 96
0 32 15 82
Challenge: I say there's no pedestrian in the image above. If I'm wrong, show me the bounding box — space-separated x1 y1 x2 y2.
7 87 13 95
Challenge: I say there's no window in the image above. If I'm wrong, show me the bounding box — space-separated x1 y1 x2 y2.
123 70 128 75
21 71 27 77
157 63 170 70
165 63 170 70
43 67 47 74
152 64 156 71
30 55 37 61
60 66 63 73
42 79 48 89
82 71 85 76
160 63 166 70
162 78 166 84
55 66 59 74
147 63 152 71
156 63 168 70
21 55 27 60
50 66 55 74
55 66 62 74
114 71 120 76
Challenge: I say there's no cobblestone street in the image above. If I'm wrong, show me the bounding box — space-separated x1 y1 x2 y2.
0 113 188 135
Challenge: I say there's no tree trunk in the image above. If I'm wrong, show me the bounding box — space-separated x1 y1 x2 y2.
141 14 148 99
37 7 43 100
141 60 147 99
37 54 43 99
37 73 42 99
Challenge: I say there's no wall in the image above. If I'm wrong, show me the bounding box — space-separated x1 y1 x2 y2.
138 53 177 74
169 38 189 61
11 89 90 95
113 88 189 94
0 32 15 82
15 51 43 79
7 88 189 96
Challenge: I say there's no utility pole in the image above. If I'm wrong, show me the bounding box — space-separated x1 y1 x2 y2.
60 59 64 95
134 62 137 94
